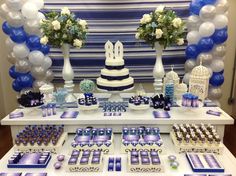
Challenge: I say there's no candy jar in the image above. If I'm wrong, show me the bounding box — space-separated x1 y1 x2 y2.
39 84 54 104
53 88 68 109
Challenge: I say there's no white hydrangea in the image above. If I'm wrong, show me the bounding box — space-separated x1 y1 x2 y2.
73 39 83 48
79 20 87 29
61 7 70 15
52 20 61 30
155 5 165 14
40 36 48 45
140 14 152 24
172 18 182 28
177 38 184 45
155 29 163 39
135 33 140 39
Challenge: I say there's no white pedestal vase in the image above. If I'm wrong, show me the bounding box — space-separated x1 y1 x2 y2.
153 42 165 94
61 44 77 103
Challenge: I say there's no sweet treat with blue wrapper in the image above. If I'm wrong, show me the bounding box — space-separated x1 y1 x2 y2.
128 95 150 110
182 93 199 108
17 91 44 108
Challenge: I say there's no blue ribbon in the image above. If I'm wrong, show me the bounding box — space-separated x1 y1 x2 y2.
101 74 129 80
97 84 134 91
105 65 124 70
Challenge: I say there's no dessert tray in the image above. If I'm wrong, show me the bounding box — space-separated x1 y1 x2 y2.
170 124 224 154
127 150 164 173
71 128 114 154
121 127 163 153
66 149 104 172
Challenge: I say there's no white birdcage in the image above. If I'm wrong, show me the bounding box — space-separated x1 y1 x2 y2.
189 62 210 101
163 66 180 94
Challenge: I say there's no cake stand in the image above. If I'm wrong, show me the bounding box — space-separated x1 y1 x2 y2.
176 100 203 113
97 87 133 102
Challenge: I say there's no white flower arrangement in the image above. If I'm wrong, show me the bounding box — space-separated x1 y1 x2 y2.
136 6 185 48
40 7 88 48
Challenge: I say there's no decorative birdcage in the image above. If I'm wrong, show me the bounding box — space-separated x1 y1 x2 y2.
189 62 210 101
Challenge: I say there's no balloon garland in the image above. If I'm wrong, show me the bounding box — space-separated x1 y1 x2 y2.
185 0 229 105
0 0 54 93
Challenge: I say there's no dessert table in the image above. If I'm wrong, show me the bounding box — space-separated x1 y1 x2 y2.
0 93 235 175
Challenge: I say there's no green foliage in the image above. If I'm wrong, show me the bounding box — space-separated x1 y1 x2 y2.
136 7 186 49
40 8 88 48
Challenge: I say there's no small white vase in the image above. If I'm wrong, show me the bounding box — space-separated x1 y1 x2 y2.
153 42 165 94
61 44 76 103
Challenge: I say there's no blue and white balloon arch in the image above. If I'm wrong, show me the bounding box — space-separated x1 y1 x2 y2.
0 0 54 93
184 0 229 105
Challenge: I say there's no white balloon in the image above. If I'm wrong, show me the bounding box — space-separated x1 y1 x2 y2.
199 5 216 21
7 52 17 64
215 0 229 14
24 19 41 35
6 10 24 27
13 44 30 59
5 0 23 11
212 44 226 57
33 80 47 91
37 12 45 20
0 3 10 19
42 56 52 70
199 22 215 37
197 53 213 65
206 66 213 77
183 73 190 85
210 59 224 72
213 14 228 29
208 87 222 100
31 66 46 79
5 37 15 52
21 2 38 19
187 15 201 31
185 59 196 72
27 0 44 10
187 31 200 44
15 59 31 73
28 51 45 66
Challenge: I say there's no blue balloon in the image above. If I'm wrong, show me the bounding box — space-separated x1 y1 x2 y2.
210 73 224 86
26 35 42 51
185 44 199 59
40 44 50 55
189 1 204 15
10 27 27 43
12 80 22 92
9 66 27 79
202 0 217 5
212 28 228 45
198 37 214 52
2 21 12 35
16 74 33 88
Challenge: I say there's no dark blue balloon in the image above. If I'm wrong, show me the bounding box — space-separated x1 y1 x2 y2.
9 66 27 79
210 73 224 86
16 74 33 88
198 37 214 52
185 44 199 59
2 21 12 35
40 44 50 55
189 1 204 15
213 70 224 74
212 28 228 44
12 80 22 92
10 27 27 43
202 0 217 5
26 35 42 51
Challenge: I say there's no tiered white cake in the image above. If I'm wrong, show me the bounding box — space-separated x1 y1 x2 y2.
97 41 134 91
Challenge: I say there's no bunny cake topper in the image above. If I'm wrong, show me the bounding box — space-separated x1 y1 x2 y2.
105 40 124 66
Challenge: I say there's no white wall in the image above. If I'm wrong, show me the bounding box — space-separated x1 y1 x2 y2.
0 0 235 117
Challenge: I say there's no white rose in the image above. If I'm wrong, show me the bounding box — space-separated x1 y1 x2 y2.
140 14 152 24
157 15 163 22
155 29 163 39
155 5 165 13
52 20 61 30
40 36 48 45
79 20 87 29
135 33 140 39
177 38 184 45
172 18 182 28
73 39 83 48
61 7 70 15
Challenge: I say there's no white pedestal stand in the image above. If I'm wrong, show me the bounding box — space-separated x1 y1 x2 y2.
61 44 77 103
153 42 165 94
